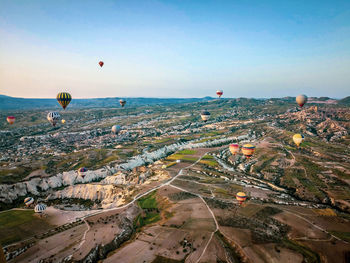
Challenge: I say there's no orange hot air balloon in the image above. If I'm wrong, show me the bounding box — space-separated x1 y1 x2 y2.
296 94 307 107
236 192 247 205
119 99 126 107
229 144 239 155
7 116 15 125
242 144 255 159
216 90 223 98
99 61 104 67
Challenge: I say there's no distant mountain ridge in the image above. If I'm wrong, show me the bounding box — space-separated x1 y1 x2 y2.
0 95 215 110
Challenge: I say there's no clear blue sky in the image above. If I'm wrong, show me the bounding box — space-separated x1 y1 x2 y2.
0 0 349 98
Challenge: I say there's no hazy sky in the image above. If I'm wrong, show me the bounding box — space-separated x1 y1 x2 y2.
0 0 349 98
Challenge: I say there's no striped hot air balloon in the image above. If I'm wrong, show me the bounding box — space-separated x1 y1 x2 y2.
229 144 239 155
242 144 255 159
293 134 304 147
56 92 72 110
236 192 247 205
24 197 34 206
47 112 60 126
200 110 211 122
34 203 47 213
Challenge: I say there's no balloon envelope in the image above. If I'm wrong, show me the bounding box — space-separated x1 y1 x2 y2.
296 94 307 107
229 144 239 155
236 192 247 204
34 203 47 213
111 125 121 134
47 112 60 126
78 167 88 178
293 134 304 147
7 116 15 125
201 110 210 122
56 92 72 110
119 99 126 107
242 144 255 159
24 197 34 206
216 90 223 98
99 61 104 67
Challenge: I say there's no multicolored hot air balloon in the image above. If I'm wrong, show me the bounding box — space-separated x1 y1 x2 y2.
216 90 223 98
296 94 307 108
7 116 15 125
56 92 72 110
201 110 211 122
236 192 247 205
34 203 47 214
242 144 255 159
119 99 126 107
77 167 88 178
111 125 121 135
47 112 60 126
293 134 304 147
24 197 34 206
229 144 240 155
99 61 104 67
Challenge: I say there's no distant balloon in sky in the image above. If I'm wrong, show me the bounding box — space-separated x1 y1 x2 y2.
242 144 255 159
236 192 247 205
7 116 15 125
99 61 104 67
293 134 304 147
111 125 121 135
56 92 72 110
47 112 60 126
119 99 126 107
229 144 239 155
216 90 223 98
296 94 307 107
201 110 211 122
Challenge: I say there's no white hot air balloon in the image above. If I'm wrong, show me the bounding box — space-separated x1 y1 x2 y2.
47 112 60 126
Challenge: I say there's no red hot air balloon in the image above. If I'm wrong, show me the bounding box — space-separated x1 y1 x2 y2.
216 90 223 98
99 61 104 67
7 116 15 125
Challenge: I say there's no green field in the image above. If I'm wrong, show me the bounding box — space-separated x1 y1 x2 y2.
0 209 52 246
135 191 161 228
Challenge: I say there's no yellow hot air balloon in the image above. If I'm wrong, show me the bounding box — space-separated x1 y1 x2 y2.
61 119 66 124
293 134 304 147
229 144 239 155
236 192 247 205
242 144 255 159
56 92 72 110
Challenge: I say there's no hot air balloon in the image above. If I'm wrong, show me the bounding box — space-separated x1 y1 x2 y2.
111 125 121 135
61 119 66 124
24 197 34 206
119 99 126 107
236 192 247 205
242 144 255 159
293 134 304 147
201 110 211 122
216 90 223 98
47 112 60 126
296 94 307 108
56 92 72 110
77 167 88 178
34 203 47 214
229 144 240 155
99 61 104 67
7 116 15 125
